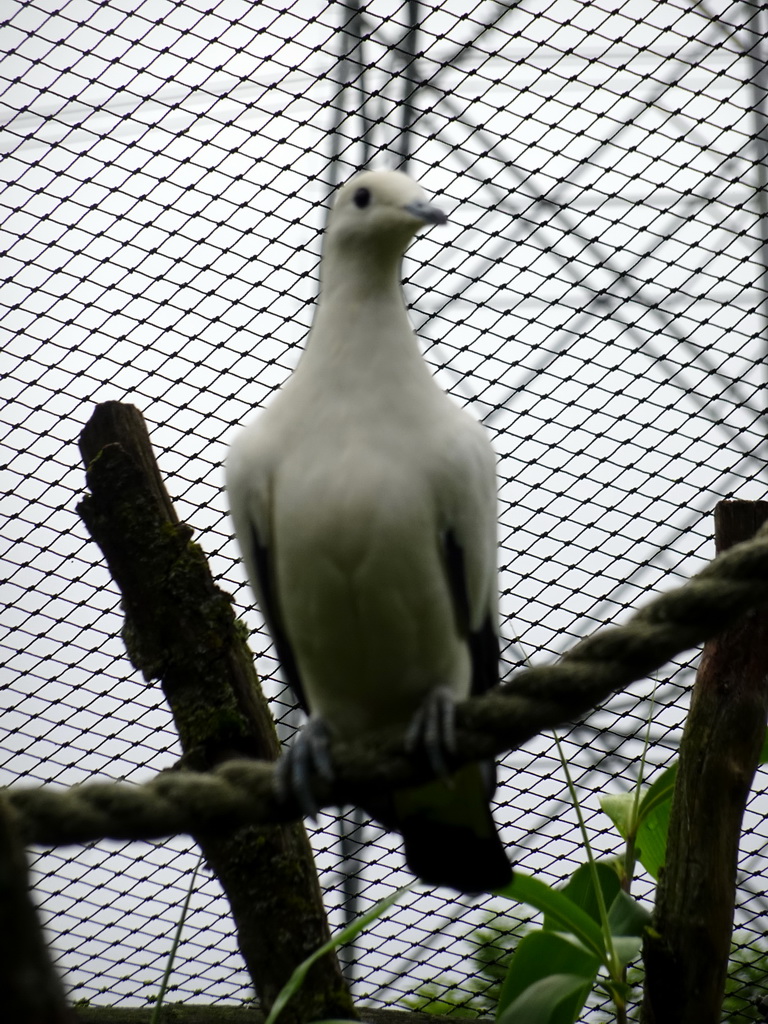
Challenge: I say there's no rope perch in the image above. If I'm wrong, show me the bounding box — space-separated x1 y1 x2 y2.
10 519 768 848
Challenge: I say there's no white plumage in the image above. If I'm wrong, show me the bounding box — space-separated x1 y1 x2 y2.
226 170 511 891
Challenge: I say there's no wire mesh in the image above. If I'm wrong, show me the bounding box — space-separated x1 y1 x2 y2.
2 0 767 1019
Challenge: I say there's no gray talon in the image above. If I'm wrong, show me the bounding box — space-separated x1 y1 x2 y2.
275 717 334 821
405 687 457 778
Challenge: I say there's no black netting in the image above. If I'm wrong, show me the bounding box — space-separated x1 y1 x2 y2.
2 0 767 1019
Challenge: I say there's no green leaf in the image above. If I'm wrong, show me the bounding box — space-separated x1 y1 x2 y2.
497 931 599 1021
611 935 643 966
622 737 768 879
495 872 605 960
556 862 621 927
498 971 594 1024
637 764 677 823
497 866 649 1013
601 765 679 880
635 793 674 879
600 793 636 839
603 885 652 969
608 889 652 938
264 884 413 1024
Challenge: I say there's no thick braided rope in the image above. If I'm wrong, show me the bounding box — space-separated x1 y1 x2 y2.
10 523 768 847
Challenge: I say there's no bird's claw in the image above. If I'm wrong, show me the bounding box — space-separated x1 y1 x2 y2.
405 686 457 779
275 717 334 821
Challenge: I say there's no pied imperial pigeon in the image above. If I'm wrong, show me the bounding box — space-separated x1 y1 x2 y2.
226 170 512 893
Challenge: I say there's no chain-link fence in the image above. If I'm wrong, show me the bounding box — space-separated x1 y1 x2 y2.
3 0 768 1019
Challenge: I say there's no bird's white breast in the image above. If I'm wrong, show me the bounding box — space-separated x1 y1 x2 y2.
267 384 473 736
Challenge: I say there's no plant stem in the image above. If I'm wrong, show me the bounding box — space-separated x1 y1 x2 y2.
150 853 203 1024
625 680 658 894
553 733 619 980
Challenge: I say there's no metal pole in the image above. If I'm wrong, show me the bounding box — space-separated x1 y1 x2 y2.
329 0 372 179
328 2 378 982
398 0 420 169
744 3 768 437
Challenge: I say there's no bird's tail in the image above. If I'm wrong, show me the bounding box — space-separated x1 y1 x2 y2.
368 763 512 893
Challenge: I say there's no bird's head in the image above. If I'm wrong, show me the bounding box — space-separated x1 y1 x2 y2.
325 170 448 268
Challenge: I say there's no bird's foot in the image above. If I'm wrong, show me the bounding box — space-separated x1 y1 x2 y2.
405 686 457 779
275 717 334 821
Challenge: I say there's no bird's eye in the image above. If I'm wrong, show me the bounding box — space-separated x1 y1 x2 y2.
353 187 371 209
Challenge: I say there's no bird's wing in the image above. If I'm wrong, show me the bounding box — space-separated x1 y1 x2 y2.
443 529 499 697
225 434 308 712
435 416 500 697
245 521 308 712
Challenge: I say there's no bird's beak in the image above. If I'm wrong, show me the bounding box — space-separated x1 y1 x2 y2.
404 200 448 226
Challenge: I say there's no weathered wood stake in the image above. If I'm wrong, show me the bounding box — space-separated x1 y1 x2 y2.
641 499 768 1023
77 401 355 1024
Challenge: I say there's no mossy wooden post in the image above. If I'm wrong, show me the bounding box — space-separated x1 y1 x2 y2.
77 401 355 1024
641 499 768 1023
0 794 76 1023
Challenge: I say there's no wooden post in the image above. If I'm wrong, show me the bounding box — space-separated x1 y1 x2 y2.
78 402 355 1024
641 500 768 1023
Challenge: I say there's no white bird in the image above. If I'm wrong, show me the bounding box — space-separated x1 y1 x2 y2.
226 169 511 892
